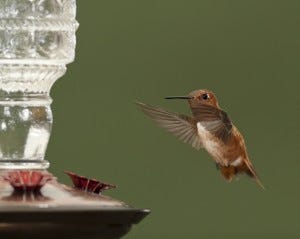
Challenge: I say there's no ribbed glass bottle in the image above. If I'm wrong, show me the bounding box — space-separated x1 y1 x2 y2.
0 0 78 169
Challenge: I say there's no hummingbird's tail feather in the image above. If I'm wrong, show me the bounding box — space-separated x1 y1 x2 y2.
254 177 265 190
218 162 265 189
243 160 265 190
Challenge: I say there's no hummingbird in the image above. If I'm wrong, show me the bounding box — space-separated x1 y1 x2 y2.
136 89 264 189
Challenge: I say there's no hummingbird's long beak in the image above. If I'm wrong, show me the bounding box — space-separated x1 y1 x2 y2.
165 96 193 100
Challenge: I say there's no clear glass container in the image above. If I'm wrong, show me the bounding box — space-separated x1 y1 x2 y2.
0 0 78 169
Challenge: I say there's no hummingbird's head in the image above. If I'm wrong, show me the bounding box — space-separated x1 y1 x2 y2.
165 89 219 108
188 89 219 107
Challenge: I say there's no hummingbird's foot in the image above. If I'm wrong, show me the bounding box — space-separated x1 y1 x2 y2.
219 165 235 181
215 163 220 170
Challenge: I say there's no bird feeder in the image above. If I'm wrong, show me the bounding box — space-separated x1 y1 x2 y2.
0 1 149 238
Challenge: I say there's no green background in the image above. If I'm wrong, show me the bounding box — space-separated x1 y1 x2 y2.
49 1 299 238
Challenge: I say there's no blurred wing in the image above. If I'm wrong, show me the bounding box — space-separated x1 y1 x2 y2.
190 104 233 142
136 102 202 149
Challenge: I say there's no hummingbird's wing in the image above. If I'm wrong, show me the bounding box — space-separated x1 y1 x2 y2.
136 102 202 149
190 104 233 143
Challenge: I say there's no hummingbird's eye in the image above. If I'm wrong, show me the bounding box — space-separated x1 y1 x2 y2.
201 93 209 100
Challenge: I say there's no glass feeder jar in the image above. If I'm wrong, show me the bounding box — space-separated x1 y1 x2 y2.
0 0 78 169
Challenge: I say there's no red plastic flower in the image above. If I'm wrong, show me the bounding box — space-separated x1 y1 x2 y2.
3 170 54 192
65 171 116 194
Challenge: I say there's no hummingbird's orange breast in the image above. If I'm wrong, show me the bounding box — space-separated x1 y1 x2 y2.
197 123 246 167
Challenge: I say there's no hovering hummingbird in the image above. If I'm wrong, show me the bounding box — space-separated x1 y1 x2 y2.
136 89 264 189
